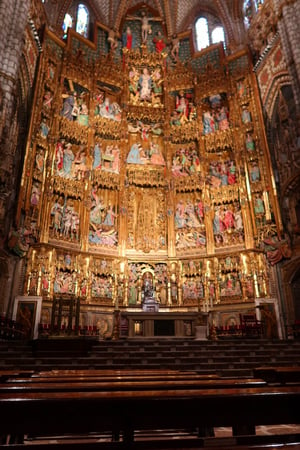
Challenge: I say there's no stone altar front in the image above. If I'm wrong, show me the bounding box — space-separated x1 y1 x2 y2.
122 312 198 338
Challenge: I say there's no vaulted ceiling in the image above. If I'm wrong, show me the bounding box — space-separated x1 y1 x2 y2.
44 0 247 49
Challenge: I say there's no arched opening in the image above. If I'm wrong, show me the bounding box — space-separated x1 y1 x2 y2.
195 16 225 51
76 3 89 38
195 17 209 51
63 13 73 39
211 26 225 46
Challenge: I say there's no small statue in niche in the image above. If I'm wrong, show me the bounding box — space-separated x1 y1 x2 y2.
175 90 189 123
138 68 152 102
77 102 89 126
60 91 77 120
202 110 216 134
241 106 252 124
43 90 53 110
99 97 122 121
40 119 50 138
237 80 248 99
30 182 40 211
254 194 265 215
245 133 255 151
249 161 260 182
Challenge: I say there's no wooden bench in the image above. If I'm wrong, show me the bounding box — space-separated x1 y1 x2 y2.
0 377 267 393
0 370 35 382
1 368 268 439
0 379 299 441
0 369 299 448
34 368 200 377
1 436 300 450
253 366 300 384
239 314 263 337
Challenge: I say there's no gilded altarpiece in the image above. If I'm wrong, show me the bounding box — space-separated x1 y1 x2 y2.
16 17 284 334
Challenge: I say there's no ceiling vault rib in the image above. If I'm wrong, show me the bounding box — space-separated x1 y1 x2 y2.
115 0 129 31
163 0 173 37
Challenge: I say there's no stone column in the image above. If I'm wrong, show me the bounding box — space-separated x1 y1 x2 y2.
274 0 300 114
0 0 31 316
0 0 31 239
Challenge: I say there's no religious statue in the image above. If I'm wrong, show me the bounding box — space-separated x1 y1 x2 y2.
107 28 118 53
246 133 255 151
93 142 102 170
170 34 180 61
40 119 50 138
153 30 166 53
126 143 143 164
127 10 162 44
99 97 121 121
60 91 76 120
202 110 216 134
241 106 252 124
175 90 189 123
77 102 89 126
138 68 152 101
262 234 292 265
249 161 260 182
122 26 134 49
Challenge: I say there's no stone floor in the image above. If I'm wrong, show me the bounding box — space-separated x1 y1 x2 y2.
25 424 300 445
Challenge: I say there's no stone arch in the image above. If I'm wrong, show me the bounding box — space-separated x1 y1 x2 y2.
57 0 104 38
180 1 235 50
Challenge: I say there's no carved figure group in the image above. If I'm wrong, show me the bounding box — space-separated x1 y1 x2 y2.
91 275 112 298
92 142 120 173
54 270 76 294
126 141 165 166
89 188 118 246
128 66 163 106
97 97 122 121
175 199 204 229
213 203 244 246
170 91 196 126
207 160 237 187
55 141 89 180
172 146 201 176
50 197 80 241
220 273 242 297
60 90 89 125
202 94 230 134
183 278 204 300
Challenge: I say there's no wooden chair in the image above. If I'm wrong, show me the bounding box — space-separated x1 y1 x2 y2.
240 313 262 337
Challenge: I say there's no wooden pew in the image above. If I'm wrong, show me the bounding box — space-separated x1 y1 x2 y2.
1 436 300 450
6 368 222 384
0 370 35 382
0 377 267 393
0 383 299 443
253 366 300 384
34 369 201 377
1 369 266 440
0 369 299 448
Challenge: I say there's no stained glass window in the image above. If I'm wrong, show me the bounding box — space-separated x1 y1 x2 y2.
76 4 89 38
63 13 73 39
212 26 225 46
243 0 264 27
243 0 252 27
195 17 209 51
254 0 264 11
